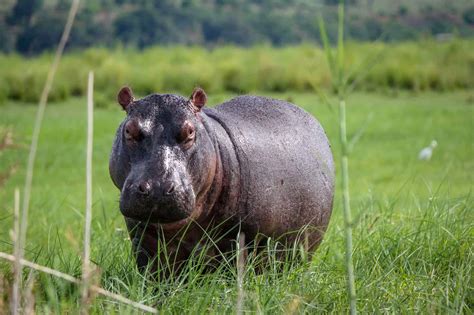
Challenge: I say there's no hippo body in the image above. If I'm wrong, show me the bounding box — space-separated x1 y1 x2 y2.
205 96 334 239
109 88 334 272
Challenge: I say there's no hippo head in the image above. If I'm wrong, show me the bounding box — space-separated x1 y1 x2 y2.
109 87 217 225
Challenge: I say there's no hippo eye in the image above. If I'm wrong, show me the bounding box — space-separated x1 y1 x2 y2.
124 119 142 142
178 121 195 147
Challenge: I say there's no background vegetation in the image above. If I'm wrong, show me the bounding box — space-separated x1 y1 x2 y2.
0 0 473 54
0 39 473 106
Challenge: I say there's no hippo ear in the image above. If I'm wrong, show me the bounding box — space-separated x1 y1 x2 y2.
117 86 134 111
190 87 207 112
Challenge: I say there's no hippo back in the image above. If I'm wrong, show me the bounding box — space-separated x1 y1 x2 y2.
205 96 334 248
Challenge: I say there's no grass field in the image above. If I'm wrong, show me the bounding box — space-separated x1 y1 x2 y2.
0 90 473 313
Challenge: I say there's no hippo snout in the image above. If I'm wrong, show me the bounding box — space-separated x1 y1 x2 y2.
120 177 194 223
134 179 175 197
136 180 152 195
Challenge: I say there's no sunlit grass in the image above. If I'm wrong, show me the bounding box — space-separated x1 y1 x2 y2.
0 91 472 312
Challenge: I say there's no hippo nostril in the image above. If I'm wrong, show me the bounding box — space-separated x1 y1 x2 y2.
137 181 151 195
165 183 175 196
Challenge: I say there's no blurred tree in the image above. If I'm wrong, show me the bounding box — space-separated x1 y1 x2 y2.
0 22 15 52
0 0 472 54
365 19 383 41
70 10 114 48
463 6 474 25
16 10 64 54
114 8 183 47
384 20 417 41
257 12 299 45
398 5 408 16
7 0 43 26
324 0 357 6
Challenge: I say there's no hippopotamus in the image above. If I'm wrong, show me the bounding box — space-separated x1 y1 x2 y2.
109 87 334 273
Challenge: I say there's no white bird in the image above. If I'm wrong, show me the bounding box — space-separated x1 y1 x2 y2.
418 140 438 161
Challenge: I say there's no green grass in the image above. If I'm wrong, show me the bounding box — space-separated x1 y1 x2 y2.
0 91 473 313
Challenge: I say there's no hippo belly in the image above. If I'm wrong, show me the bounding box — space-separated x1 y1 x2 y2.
206 96 334 248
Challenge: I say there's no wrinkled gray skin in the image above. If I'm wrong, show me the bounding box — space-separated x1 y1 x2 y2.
109 88 334 273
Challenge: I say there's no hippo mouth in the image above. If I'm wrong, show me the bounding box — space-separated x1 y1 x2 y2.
119 201 194 224
119 188 195 224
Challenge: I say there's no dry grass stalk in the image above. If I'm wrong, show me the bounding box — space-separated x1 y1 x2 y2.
11 188 20 315
0 129 20 189
0 252 158 314
236 232 246 315
18 0 81 306
0 130 14 151
80 71 94 315
0 276 5 314
0 163 19 189
23 271 36 315
284 296 302 314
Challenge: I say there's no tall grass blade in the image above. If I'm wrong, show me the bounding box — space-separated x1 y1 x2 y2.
318 2 357 313
236 232 246 315
339 99 357 315
81 71 94 314
336 2 357 314
0 276 4 312
23 271 36 314
337 4 345 90
317 14 336 77
345 48 385 95
11 188 20 315
18 0 81 299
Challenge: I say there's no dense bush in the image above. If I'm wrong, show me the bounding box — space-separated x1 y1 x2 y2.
0 39 472 104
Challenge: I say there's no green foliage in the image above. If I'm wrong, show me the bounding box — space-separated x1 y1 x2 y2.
463 6 474 25
0 0 473 54
0 91 472 312
0 40 472 105
7 0 43 26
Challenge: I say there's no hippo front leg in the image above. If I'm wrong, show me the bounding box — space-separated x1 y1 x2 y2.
124 218 159 273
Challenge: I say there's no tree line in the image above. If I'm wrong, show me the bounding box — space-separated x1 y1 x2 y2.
0 0 473 54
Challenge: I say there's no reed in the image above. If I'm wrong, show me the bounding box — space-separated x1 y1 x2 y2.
17 2 81 309
236 232 246 315
10 188 20 314
80 71 94 314
319 2 357 314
